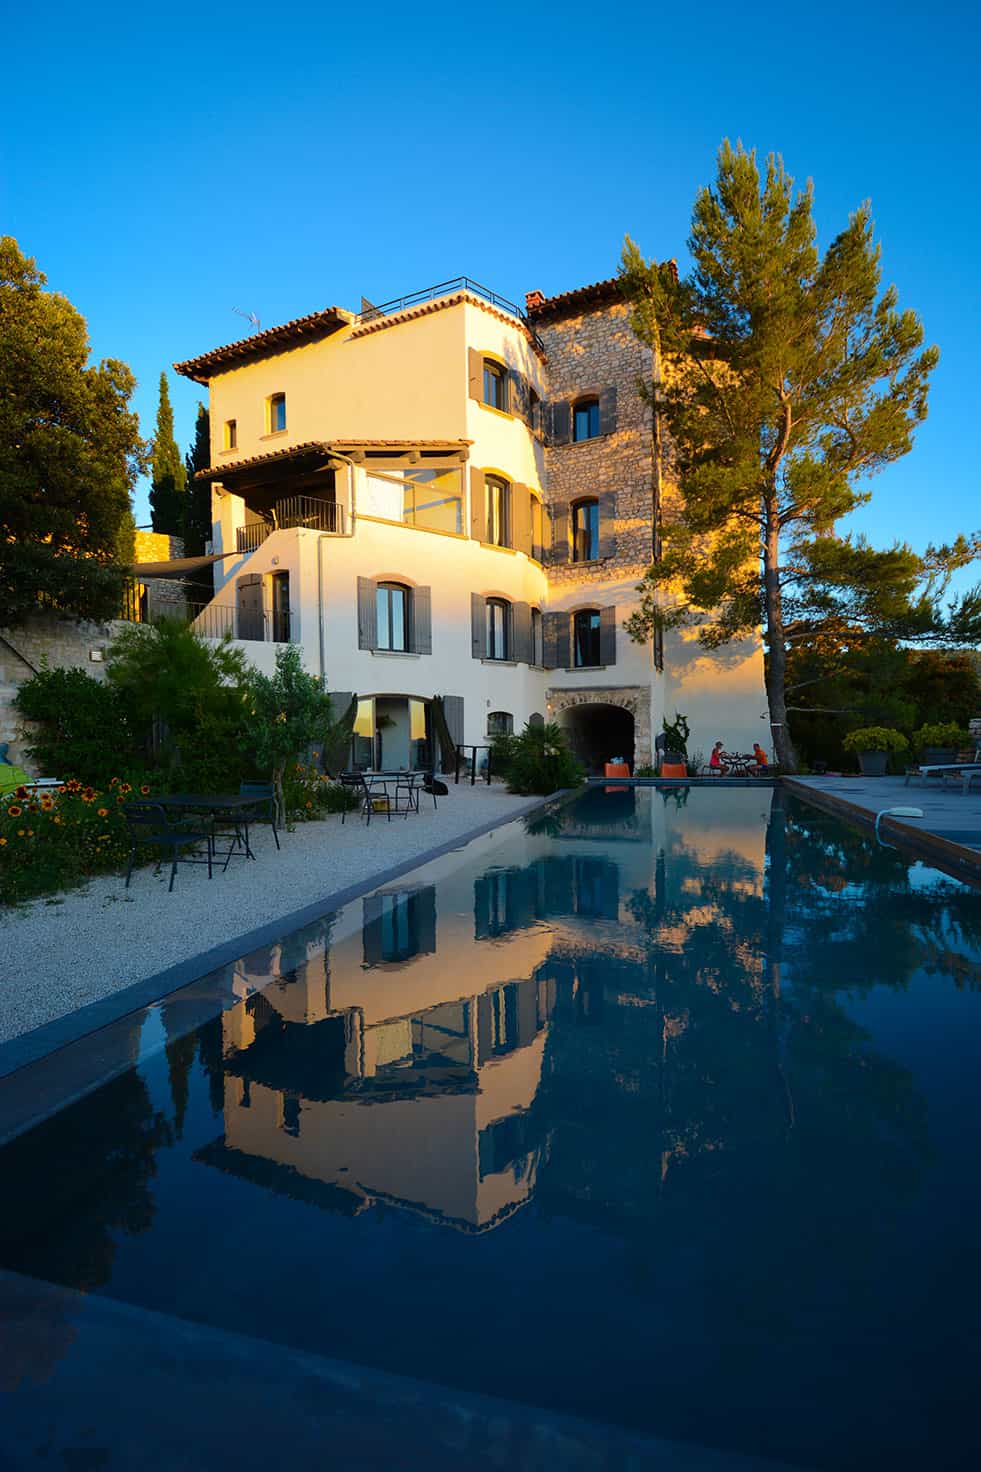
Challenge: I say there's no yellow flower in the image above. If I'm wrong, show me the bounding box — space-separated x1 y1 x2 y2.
53 815 62 825
97 807 109 817
119 782 132 795
0 837 6 846
17 829 25 837
7 804 22 818
26 829 34 837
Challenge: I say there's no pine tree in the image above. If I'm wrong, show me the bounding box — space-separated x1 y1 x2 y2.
148 371 186 535
620 142 979 772
182 403 213 602
0 236 143 626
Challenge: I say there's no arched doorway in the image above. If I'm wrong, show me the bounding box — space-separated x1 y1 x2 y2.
559 702 635 774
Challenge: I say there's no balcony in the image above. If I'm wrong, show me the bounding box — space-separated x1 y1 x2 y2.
188 601 294 643
235 496 345 555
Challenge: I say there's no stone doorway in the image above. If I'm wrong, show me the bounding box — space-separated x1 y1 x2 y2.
547 685 651 773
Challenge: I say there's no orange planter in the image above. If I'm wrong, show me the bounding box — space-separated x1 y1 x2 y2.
660 762 687 779
604 762 630 778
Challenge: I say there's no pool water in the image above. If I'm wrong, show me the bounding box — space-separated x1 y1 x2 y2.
3 787 980 1469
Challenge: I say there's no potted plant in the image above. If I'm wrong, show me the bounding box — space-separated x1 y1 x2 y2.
842 726 908 777
910 722 968 765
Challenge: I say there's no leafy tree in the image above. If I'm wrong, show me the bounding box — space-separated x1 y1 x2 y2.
248 644 337 825
490 720 584 795
182 402 214 603
620 142 979 771
0 236 144 626
148 371 187 535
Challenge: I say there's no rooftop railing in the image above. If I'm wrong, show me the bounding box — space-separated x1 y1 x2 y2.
357 277 544 352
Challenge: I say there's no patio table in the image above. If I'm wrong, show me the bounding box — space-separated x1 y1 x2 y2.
362 771 427 815
158 793 260 860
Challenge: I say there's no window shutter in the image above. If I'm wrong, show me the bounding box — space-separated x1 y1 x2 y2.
507 369 525 422
411 585 432 654
512 601 532 664
235 574 264 641
468 347 483 402
600 604 617 666
543 611 570 670
471 592 487 659
474 876 491 940
357 576 377 650
362 894 385 967
470 468 485 541
599 384 618 436
549 503 569 565
549 400 570 446
597 491 617 559
511 483 531 555
442 694 465 751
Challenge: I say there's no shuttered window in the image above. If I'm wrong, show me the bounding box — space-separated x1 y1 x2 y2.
376 583 409 651
360 577 431 653
487 711 513 736
572 499 599 562
486 599 511 660
486 476 510 547
573 609 602 668
483 360 508 412
573 399 600 442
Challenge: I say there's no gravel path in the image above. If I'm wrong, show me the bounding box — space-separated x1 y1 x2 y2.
0 785 534 1045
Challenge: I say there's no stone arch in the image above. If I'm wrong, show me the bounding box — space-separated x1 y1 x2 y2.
545 685 652 772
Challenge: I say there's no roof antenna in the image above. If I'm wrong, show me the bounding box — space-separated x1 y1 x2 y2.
233 307 261 334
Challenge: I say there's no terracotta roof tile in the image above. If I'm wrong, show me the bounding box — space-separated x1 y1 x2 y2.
525 277 623 322
174 307 352 383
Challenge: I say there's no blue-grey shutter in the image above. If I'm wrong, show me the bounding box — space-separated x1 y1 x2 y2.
511 483 530 554
543 611 569 670
599 384 618 435
357 576 377 650
236 574 264 641
471 593 487 659
323 692 356 774
470 468 485 542
597 491 617 559
549 401 570 446
600 605 617 666
411 585 432 654
512 601 532 664
442 694 464 751
509 370 528 423
549 503 569 565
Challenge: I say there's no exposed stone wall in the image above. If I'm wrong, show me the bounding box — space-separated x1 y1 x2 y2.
134 529 183 562
538 301 654 589
133 530 188 618
0 615 128 767
545 684 652 766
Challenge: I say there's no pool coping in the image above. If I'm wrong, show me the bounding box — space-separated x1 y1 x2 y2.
0 790 565 1087
783 777 981 886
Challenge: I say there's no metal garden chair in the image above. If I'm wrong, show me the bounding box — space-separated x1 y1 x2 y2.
123 802 215 893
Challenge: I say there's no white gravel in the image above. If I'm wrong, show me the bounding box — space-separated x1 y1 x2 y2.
0 784 535 1046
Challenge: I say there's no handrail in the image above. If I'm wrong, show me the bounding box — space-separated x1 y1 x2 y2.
358 277 545 353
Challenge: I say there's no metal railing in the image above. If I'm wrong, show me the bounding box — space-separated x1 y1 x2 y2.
187 602 295 643
357 277 544 352
235 497 345 555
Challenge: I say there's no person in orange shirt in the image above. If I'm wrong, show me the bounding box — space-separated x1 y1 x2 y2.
753 742 768 769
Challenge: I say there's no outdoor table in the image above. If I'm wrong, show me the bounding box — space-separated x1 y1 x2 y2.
362 771 427 815
158 793 260 859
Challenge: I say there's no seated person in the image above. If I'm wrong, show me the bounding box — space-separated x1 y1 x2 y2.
709 740 727 773
752 742 768 769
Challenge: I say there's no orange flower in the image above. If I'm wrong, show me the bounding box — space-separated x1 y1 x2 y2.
7 804 22 818
57 784 67 793
14 785 28 799
140 784 150 795
16 829 25 837
26 829 34 837
40 796 53 810
0 837 6 846
117 795 126 804
109 777 119 787
66 779 81 793
97 807 109 817
119 782 132 795
305 800 313 808
81 788 96 802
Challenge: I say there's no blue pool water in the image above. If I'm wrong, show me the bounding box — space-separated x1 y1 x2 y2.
2 787 980 1469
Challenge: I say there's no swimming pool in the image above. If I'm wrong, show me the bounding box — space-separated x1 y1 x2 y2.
2 786 980 1469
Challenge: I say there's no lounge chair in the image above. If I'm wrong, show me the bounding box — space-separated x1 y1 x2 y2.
906 747 981 786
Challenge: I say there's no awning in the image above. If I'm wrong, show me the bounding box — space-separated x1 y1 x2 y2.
128 553 233 578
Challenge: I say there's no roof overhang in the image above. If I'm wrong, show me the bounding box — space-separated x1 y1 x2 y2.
174 306 352 384
199 439 472 483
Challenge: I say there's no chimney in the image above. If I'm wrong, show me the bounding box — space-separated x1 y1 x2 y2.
524 289 545 313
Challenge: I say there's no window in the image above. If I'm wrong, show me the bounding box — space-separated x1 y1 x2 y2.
223 419 237 451
268 393 286 433
531 608 544 666
485 476 510 547
487 711 513 736
483 360 508 412
376 582 409 652
572 498 599 562
401 466 463 534
271 570 290 643
486 598 510 660
573 608 602 667
573 398 600 442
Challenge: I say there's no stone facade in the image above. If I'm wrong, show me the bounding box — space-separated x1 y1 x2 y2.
535 295 655 589
544 684 653 767
0 615 125 766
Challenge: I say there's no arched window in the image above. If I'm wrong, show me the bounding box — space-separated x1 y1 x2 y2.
573 398 600 442
376 582 410 651
531 607 544 666
573 608 601 667
485 475 510 547
486 598 511 660
487 711 513 736
483 360 508 412
572 498 599 562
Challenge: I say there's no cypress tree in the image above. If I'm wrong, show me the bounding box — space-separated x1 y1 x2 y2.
183 403 213 602
148 371 186 535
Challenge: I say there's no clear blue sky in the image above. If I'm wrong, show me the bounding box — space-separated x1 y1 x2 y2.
4 0 977 592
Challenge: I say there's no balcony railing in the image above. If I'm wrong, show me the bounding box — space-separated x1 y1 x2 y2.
235 496 345 554
357 277 543 348
188 601 294 643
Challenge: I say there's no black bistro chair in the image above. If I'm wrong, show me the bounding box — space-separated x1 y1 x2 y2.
239 781 280 850
124 802 214 893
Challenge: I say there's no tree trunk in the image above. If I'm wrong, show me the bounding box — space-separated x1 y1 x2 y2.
272 761 286 831
763 509 799 772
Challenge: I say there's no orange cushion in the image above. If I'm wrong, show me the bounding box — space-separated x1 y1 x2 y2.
660 762 687 778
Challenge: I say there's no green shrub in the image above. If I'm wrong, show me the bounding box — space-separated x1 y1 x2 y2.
492 721 584 796
634 764 658 778
662 711 690 760
842 726 908 754
281 760 358 820
14 666 135 783
910 722 969 754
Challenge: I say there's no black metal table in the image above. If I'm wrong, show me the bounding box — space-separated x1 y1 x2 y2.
159 793 260 860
